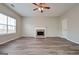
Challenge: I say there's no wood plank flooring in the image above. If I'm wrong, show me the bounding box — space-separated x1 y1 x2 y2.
0 37 79 55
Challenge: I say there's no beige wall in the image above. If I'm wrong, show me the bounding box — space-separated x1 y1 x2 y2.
1 3 79 44
0 4 22 44
22 16 61 37
60 4 79 44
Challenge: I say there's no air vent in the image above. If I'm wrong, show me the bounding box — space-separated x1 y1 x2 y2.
11 4 15 7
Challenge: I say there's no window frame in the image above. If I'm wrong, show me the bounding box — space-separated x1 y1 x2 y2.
0 13 16 35
7 16 16 34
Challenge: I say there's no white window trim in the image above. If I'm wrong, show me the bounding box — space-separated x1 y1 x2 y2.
0 13 16 35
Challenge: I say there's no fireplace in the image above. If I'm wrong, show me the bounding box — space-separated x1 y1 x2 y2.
37 31 44 36
35 27 46 38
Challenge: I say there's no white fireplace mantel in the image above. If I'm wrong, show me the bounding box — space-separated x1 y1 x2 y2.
34 27 47 38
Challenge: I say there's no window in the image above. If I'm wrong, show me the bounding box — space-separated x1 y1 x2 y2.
0 13 16 34
8 17 16 33
0 13 7 34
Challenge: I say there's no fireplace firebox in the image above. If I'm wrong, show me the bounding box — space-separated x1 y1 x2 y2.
37 31 44 36
35 27 46 38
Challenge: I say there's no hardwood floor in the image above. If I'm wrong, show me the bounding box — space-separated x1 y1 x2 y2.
0 37 79 55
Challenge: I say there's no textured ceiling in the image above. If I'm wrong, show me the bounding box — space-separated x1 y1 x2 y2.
5 3 76 17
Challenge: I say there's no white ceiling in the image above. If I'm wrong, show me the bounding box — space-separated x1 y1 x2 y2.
5 3 76 17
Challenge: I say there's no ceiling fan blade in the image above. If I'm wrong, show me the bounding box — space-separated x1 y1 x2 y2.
39 3 43 5
44 7 50 9
33 8 38 11
39 3 45 6
33 3 39 6
33 3 41 7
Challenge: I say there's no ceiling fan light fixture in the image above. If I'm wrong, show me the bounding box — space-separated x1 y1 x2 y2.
33 3 50 13
38 8 41 11
41 8 44 10
38 8 44 11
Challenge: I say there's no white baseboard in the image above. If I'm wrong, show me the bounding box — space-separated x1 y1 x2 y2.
0 36 21 45
22 35 34 38
66 38 79 44
59 36 79 44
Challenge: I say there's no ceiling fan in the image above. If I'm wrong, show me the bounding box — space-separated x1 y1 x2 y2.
33 3 50 13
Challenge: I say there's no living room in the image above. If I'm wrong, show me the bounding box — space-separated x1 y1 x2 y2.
0 3 79 55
